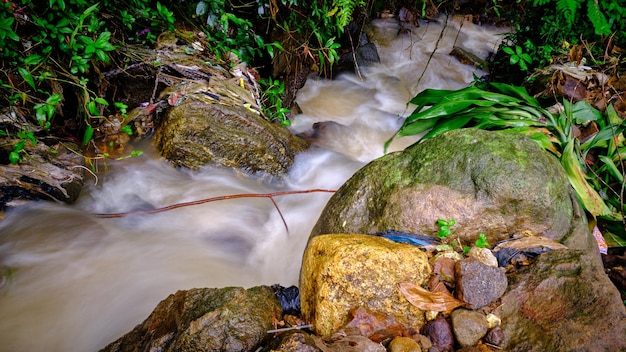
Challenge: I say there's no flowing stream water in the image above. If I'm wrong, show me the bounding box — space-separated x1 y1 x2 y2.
0 16 505 352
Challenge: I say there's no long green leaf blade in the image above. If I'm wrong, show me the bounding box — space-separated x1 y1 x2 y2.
561 140 610 217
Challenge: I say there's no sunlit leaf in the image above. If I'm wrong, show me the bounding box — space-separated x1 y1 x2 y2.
489 82 540 107
398 282 465 313
561 140 610 217
397 117 439 136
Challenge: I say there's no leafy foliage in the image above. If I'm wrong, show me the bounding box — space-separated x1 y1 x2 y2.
390 83 626 245
0 0 178 164
496 0 624 78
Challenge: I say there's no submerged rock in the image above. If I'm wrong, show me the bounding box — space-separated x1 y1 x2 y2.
100 286 282 352
311 129 574 245
300 234 431 337
154 81 308 181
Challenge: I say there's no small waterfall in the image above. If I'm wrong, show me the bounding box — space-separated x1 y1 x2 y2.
0 16 504 352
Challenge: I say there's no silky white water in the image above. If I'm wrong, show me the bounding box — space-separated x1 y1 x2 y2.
0 17 504 351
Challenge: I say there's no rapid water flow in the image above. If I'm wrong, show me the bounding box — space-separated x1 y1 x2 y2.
0 17 504 351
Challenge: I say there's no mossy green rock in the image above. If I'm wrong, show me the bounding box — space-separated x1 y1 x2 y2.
311 129 574 245
155 93 308 180
100 286 282 352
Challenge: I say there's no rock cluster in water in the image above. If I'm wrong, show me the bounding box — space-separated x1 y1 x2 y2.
100 129 626 351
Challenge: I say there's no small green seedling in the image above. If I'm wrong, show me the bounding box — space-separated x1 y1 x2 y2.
436 219 456 239
475 233 490 248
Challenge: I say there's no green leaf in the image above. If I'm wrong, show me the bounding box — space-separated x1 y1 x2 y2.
561 140 610 217
520 53 533 63
397 117 440 137
598 155 624 183
18 67 36 90
571 100 601 123
46 93 62 105
82 125 93 146
23 55 43 65
9 151 20 165
503 46 515 55
421 115 474 140
94 97 109 105
404 100 492 124
581 126 623 152
87 101 98 115
95 49 109 62
409 88 456 107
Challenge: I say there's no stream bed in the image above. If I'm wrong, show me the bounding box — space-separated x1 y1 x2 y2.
0 17 504 352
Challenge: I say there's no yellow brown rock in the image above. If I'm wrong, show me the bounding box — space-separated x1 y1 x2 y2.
300 234 431 337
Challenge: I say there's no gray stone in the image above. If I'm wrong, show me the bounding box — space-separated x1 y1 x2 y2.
99 286 282 352
311 129 574 246
455 257 507 309
498 249 626 351
450 309 489 347
483 326 504 347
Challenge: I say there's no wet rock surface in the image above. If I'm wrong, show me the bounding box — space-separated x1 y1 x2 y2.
422 314 454 351
300 234 431 337
154 82 309 180
99 286 282 352
311 129 574 245
388 336 422 352
454 257 507 309
450 309 489 348
0 133 84 211
498 248 626 351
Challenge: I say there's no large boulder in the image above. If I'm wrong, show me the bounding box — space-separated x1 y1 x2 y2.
300 234 431 337
154 81 309 181
100 286 282 352
311 129 574 245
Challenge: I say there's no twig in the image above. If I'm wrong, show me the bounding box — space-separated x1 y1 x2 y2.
267 324 313 334
416 14 448 89
93 189 336 234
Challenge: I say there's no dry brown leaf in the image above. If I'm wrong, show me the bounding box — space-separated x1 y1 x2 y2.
398 282 465 313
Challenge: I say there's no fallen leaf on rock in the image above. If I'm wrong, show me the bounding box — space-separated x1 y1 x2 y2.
398 282 466 313
341 306 408 342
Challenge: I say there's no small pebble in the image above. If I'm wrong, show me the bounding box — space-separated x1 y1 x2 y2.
422 314 454 351
484 326 505 347
388 336 421 352
485 313 501 329
467 247 498 267
450 308 489 347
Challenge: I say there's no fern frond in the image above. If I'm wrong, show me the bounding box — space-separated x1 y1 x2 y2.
556 0 583 28
334 0 364 28
532 0 551 6
586 0 611 36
